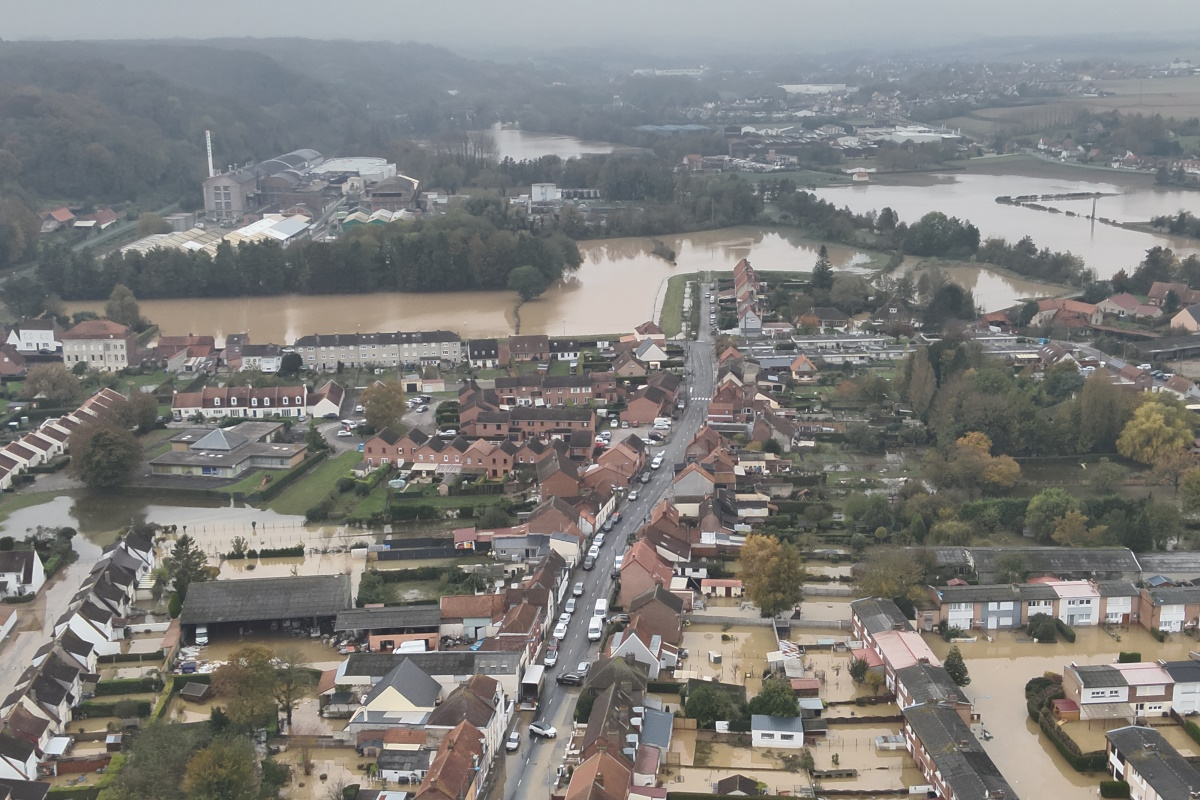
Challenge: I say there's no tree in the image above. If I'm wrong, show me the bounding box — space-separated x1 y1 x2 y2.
211 645 278 731
849 657 869 683
273 649 315 730
1182 468 1200 515
1051 509 1107 546
360 381 407 433
357 570 389 606
477 505 514 529
684 684 734 728
864 670 885 696
508 264 547 302
1142 500 1183 551
104 283 142 328
305 421 330 455
944 646 971 686
1027 613 1058 642
1090 458 1128 495
102 720 206 800
70 423 140 489
906 348 936 416
1117 396 1195 465
3 276 48 318
855 549 930 603
279 351 303 377
182 736 260 800
108 393 159 434
811 245 834 292
22 363 82 406
1079 372 1131 452
1025 488 1078 543
166 534 209 602
747 678 800 718
1151 450 1197 493
929 519 973 546
136 212 173 237
909 513 927 544
738 534 805 617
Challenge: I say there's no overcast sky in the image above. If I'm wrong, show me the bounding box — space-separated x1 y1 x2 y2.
5 0 1198 55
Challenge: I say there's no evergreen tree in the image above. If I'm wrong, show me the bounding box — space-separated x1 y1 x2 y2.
944 646 971 686
909 513 927 544
811 245 834 292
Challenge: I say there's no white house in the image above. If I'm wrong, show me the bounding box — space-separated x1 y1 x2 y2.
607 627 678 680
0 551 45 599
751 715 806 749
6 319 62 354
1166 659 1200 715
0 733 38 780
634 339 669 367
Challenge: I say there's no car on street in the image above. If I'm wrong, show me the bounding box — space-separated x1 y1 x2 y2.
355 404 363 412
529 721 557 739
417 405 428 412
582 555 594 570
565 598 576 614
323 412 339 420
556 672 584 686
648 431 664 442
577 661 591 676
336 430 352 438
621 420 629 428
640 472 651 484
506 731 521 751
594 533 606 547
553 621 568 640
607 614 630 625
558 612 572 625
543 646 558 667
610 419 619 428
573 582 584 596
587 545 600 560
628 490 639 501
602 519 614 533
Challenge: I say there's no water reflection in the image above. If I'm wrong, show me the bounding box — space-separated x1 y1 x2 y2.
476 123 617 161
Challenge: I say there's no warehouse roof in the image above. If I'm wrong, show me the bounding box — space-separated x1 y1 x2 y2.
180 575 350 624
334 605 441 632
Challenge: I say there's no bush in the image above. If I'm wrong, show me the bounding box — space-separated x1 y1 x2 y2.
1183 719 1200 746
94 677 163 696
1027 613 1057 643
1099 781 1130 798
1150 628 1167 642
336 477 356 494
167 592 182 618
255 544 305 558
76 699 153 718
306 496 336 522
3 593 37 604
647 681 684 694
1055 618 1077 643
1118 652 1141 663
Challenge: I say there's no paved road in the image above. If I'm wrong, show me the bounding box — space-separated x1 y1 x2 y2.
499 281 716 800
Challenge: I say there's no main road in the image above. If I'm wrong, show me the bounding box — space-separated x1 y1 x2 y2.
498 282 717 800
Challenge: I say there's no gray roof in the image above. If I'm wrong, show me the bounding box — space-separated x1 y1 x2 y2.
1146 586 1200 606
751 714 805 733
334 605 441 632
364 660 441 708
903 703 1019 800
377 749 433 772
1137 552 1200 575
1071 664 1127 688
926 547 972 567
641 707 674 750
935 583 1058 604
1163 660 1200 685
1107 725 1200 799
180 575 351 624
894 664 968 705
849 597 912 635
1095 580 1141 598
968 546 1140 576
344 650 521 680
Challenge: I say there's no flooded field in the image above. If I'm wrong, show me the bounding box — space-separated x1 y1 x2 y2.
923 625 1200 800
678 624 778 694
195 631 345 671
794 598 854 624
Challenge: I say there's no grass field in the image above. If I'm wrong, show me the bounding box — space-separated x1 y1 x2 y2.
267 450 360 515
660 273 696 337
0 490 57 524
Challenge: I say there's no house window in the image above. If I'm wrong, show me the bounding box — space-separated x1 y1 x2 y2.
780 734 795 741
264 398 270 406
295 397 302 405
761 733 774 740
252 398 258 407
214 398 221 407
282 397 289 405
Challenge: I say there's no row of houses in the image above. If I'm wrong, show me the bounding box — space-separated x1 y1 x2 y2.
0 532 157 784
923 545 1200 587
0 388 130 492
169 380 343 421
848 598 1019 800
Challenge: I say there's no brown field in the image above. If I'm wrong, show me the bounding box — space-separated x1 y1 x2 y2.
941 76 1200 138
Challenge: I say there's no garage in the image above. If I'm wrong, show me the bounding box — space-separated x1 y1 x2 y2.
180 574 352 643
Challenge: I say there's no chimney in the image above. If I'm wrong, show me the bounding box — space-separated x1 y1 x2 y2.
205 131 215 178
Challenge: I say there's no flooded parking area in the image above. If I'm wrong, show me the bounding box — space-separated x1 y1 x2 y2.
923 625 1200 800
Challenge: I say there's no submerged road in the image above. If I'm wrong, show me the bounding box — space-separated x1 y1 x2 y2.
498 283 717 800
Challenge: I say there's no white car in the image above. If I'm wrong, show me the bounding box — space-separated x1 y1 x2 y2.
610 419 619 429
573 582 585 597
553 621 568 640
543 647 558 667
588 545 600 559
336 430 352 438
529 721 557 739
628 490 639 501
577 661 591 676
594 533 606 546
506 731 521 751
558 612 572 625
565 598 577 613
355 404 363 412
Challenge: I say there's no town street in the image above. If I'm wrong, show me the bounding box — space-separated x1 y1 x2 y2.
499 285 716 800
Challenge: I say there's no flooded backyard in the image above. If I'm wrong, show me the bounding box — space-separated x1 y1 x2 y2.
924 625 1200 800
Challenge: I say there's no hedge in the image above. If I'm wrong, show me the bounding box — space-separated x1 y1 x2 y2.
3 593 36 604
47 788 100 800
245 545 305 559
1183 718 1200 746
98 650 165 664
94 677 163 696
1118 652 1141 663
647 681 683 694
1150 628 1167 642
373 566 447 583
1055 619 1077 643
1034 705 1106 772
75 699 153 718
1100 780 1130 798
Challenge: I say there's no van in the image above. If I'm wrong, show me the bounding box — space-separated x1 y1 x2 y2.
195 625 209 646
614 554 624 571
593 599 608 618
588 617 603 641
654 417 672 428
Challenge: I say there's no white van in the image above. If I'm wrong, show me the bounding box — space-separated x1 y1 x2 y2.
195 625 209 646
588 617 603 641
593 599 608 618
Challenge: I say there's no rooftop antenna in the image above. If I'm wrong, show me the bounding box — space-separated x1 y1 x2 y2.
205 130 215 178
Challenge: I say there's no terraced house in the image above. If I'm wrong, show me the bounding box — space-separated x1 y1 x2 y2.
292 330 465 370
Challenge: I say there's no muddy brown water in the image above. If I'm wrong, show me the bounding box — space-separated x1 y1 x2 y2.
924 625 1200 799
67 228 870 341
818 172 1200 280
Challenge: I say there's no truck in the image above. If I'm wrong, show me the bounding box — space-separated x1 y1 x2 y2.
593 599 608 618
588 617 603 641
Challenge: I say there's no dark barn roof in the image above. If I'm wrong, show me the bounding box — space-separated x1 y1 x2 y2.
180 575 351 625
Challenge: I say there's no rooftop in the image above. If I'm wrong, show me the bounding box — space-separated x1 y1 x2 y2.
903 702 1019 800
1107 725 1200 800
180 575 350 624
334 605 441 632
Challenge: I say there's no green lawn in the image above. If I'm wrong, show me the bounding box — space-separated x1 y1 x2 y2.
0 491 58 523
223 469 275 496
267 451 361 515
116 371 171 396
660 273 697 338
547 360 572 376
350 484 391 518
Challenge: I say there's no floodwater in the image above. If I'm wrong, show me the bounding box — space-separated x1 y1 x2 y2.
679 623 780 695
923 625 1200 800
476 123 618 161
67 228 870 341
899 262 1079 312
819 172 1200 279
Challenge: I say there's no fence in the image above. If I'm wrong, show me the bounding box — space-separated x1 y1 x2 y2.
803 585 854 597
687 613 774 628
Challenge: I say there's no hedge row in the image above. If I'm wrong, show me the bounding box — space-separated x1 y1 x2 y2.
94 677 163 696
372 566 447 583
1100 780 1130 798
1183 718 1200 746
75 699 153 719
1118 652 1141 663
98 650 164 664
228 544 306 559
258 453 326 501
3 593 36 604
1055 619 1077 643
1150 628 1168 642
46 787 100 800
647 681 683 694
1034 704 1105 772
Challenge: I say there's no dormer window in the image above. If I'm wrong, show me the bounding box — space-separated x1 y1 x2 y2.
252 398 258 407
230 397 237 406
214 398 221 407
282 397 288 406
295 396 302 406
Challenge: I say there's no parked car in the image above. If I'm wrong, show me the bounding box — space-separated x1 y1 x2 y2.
506 731 521 752
577 661 591 676
558 612 572 625
594 533 606 547
573 582 585 596
610 419 619 429
336 430 352 438
543 647 558 667
565 598 577 614
556 672 584 686
602 519 614 532
355 404 364 412
628 490 639 502
553 621 568 640
583 555 595 571
640 472 651 484
529 721 557 739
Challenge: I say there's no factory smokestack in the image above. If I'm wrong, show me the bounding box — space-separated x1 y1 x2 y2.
205 130 215 178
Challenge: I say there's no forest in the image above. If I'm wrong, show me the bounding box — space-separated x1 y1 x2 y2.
34 200 580 302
